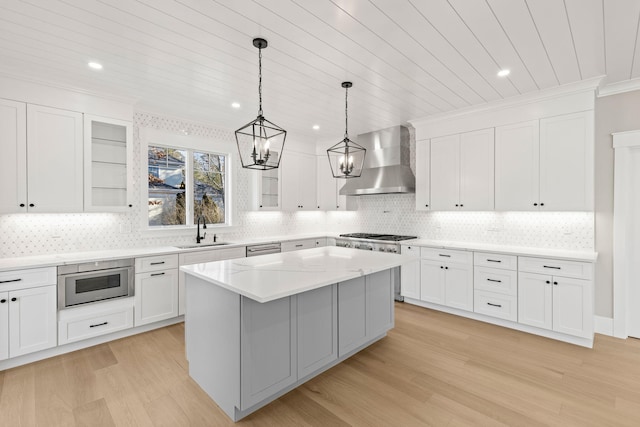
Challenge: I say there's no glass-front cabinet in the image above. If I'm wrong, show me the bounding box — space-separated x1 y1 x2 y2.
83 115 133 212
251 151 281 210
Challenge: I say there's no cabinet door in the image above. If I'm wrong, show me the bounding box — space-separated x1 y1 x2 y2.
0 99 27 214
84 115 133 212
495 120 540 211
255 152 281 210
400 246 420 299
0 292 8 361
134 269 179 326
539 111 594 211
241 296 297 410
367 269 394 337
553 277 592 338
518 272 552 330
415 139 431 210
281 151 299 211
316 155 337 210
9 285 57 358
298 153 317 210
420 259 446 305
444 263 474 312
297 285 337 378
459 128 494 211
430 134 460 210
338 276 367 356
26 104 83 212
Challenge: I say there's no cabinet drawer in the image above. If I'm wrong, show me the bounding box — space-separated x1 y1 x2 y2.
474 252 517 270
518 257 593 280
135 254 179 273
281 239 316 252
59 304 133 345
216 246 246 260
401 245 420 257
420 247 472 264
474 267 517 296
474 290 517 322
179 250 219 266
0 267 56 292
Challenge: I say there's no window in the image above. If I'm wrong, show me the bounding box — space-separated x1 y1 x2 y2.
147 145 228 228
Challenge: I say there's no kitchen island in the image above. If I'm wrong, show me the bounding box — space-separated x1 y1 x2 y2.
181 246 411 422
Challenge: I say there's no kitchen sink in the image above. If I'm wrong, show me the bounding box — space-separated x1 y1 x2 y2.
175 242 231 249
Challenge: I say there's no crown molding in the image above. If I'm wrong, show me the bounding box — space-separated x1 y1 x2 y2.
597 78 640 97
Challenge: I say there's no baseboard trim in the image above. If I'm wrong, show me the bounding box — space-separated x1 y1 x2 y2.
594 315 614 336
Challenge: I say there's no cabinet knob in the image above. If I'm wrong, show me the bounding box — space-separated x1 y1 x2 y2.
317 206 320 209
445 266 449 269
553 281 558 285
534 203 538 206
460 204 463 207
545 280 550 284
19 203 25 207
440 266 444 269
259 205 263 208
455 204 459 207
11 297 17 302
0 299 6 303
29 203 34 207
425 204 429 207
540 203 545 206
128 204 133 208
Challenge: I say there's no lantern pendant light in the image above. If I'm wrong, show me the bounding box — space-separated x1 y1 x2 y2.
326 82 366 179
235 38 287 170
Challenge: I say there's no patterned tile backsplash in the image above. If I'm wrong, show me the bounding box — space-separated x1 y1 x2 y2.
0 112 594 259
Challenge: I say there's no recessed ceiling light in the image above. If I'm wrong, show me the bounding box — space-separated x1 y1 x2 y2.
88 62 103 70
231 102 241 109
497 69 510 77
312 125 320 130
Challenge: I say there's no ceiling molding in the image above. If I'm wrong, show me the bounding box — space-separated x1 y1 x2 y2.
597 78 640 98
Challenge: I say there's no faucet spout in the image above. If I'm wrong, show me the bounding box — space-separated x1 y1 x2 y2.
196 216 207 243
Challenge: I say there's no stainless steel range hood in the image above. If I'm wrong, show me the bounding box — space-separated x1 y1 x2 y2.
339 125 415 195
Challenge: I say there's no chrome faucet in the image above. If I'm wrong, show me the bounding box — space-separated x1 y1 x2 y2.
196 215 207 244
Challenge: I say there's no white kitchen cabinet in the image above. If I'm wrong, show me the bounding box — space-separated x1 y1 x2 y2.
1 102 83 213
297 285 337 378
8 285 57 358
518 271 592 338
315 238 327 247
0 98 27 214
366 269 394 338
281 238 317 252
420 248 473 311
84 115 133 212
178 246 245 316
281 151 317 211
240 295 297 410
58 297 134 345
495 112 593 211
415 139 431 210
0 292 8 361
473 252 518 322
316 156 356 211
135 254 179 326
400 245 420 299
430 128 494 211
26 104 84 212
251 152 281 210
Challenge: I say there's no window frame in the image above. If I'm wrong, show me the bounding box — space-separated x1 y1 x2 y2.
140 128 234 234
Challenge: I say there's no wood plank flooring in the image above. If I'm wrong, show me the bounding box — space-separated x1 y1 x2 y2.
2 303 640 426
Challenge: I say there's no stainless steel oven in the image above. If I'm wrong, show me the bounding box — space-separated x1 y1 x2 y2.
57 258 134 309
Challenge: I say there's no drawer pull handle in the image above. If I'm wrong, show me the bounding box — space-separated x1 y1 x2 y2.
89 322 108 328
0 278 22 284
150 261 165 265
151 272 165 277
487 302 502 308
438 254 451 257
295 244 303 247
487 259 502 263
486 278 502 283
543 265 561 270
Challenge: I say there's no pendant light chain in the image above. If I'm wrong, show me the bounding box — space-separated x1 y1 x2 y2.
344 84 349 140
258 46 263 117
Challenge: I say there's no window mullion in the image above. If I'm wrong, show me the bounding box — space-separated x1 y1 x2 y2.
185 149 195 226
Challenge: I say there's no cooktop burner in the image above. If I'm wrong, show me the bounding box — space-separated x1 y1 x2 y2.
339 233 418 241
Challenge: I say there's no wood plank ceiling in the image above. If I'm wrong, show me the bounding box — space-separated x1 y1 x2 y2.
0 0 636 141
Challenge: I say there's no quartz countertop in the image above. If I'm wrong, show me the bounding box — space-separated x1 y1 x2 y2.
181 246 412 303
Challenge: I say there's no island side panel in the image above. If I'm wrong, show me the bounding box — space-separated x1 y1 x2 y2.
367 268 395 337
185 274 240 420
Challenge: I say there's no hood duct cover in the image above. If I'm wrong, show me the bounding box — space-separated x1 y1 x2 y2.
339 125 415 195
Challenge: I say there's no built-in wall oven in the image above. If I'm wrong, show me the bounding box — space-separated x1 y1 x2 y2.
57 258 134 309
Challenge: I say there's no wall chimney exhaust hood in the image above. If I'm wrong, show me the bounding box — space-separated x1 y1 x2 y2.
339 125 415 195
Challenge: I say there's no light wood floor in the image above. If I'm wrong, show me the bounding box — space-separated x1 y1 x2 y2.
2 303 640 426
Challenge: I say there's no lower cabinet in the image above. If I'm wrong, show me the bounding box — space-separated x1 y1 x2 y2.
3 285 57 359
297 285 337 378
135 254 179 326
400 245 420 300
518 272 592 338
58 298 134 345
420 259 473 312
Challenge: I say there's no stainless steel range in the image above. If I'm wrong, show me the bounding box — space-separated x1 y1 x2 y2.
335 233 418 302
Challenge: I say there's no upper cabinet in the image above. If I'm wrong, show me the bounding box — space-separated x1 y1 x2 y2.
281 151 317 211
0 103 83 214
316 156 356 211
251 151 281 211
495 112 593 211
430 128 494 211
84 115 133 212
415 140 430 211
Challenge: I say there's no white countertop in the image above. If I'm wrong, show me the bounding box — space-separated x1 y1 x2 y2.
181 246 412 303
401 239 597 262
